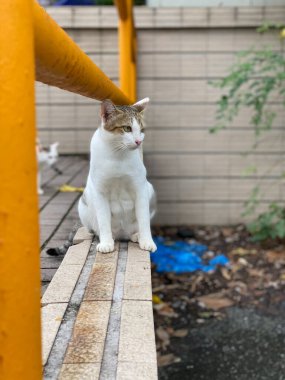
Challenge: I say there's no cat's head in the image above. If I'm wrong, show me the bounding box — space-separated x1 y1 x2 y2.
100 98 149 151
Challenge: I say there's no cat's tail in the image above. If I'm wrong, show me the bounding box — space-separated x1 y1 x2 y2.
46 222 81 256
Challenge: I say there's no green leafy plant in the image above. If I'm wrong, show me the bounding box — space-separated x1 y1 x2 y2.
248 203 285 241
211 24 285 241
210 49 285 136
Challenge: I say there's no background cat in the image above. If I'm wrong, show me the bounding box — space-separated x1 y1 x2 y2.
36 140 60 195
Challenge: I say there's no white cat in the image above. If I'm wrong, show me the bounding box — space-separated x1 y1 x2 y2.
78 98 157 253
36 140 59 195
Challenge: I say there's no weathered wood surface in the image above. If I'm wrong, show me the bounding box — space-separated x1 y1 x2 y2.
40 156 88 296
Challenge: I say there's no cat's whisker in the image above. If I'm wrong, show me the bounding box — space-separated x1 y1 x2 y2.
112 142 127 152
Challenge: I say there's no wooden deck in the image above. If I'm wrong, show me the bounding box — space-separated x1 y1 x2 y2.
40 155 89 295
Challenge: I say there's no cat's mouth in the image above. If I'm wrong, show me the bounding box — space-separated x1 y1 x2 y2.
129 144 140 150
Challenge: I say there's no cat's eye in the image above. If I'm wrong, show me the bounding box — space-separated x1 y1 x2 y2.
141 128 145 133
123 126 132 132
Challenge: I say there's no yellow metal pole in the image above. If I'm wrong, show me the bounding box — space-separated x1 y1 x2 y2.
0 1 42 379
115 0 137 102
114 0 128 20
33 1 131 105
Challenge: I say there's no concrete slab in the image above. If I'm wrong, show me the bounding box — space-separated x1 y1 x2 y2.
41 302 68 365
61 240 92 266
73 226 93 244
117 362 158 380
41 263 83 304
64 301 111 364
118 300 157 364
59 363 101 380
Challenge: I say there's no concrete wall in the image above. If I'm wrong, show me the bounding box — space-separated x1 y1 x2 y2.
37 6 285 225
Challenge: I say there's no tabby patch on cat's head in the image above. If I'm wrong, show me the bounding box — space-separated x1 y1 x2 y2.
101 98 149 131
100 98 149 150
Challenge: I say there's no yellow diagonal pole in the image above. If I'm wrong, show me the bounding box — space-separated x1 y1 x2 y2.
33 1 131 105
0 0 42 379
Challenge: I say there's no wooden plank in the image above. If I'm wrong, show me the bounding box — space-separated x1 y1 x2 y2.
35 28 280 56
138 52 236 78
41 202 79 257
151 178 284 202
37 126 285 156
138 29 281 53
38 130 94 154
153 201 274 225
46 6 285 29
145 153 285 178
39 157 87 209
41 156 70 187
40 161 88 248
72 29 117 53
36 77 281 105
36 103 285 129
143 129 285 154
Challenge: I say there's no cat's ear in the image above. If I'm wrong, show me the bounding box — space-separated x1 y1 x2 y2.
101 99 117 122
133 97 149 113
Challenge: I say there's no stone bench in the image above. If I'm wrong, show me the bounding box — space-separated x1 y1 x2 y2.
41 227 158 380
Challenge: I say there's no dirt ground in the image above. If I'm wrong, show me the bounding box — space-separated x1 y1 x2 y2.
151 225 285 380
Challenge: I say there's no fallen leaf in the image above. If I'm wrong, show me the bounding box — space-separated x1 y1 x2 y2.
266 250 285 264
156 327 170 349
228 281 248 295
197 292 234 310
171 329 188 338
157 353 181 367
198 311 214 319
237 257 249 266
153 303 178 318
221 267 231 280
152 295 163 304
191 274 204 293
152 285 165 293
247 268 264 278
230 248 257 256
221 227 234 237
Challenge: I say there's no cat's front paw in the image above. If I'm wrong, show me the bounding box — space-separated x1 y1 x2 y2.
97 241 114 253
139 238 157 253
38 188 44 195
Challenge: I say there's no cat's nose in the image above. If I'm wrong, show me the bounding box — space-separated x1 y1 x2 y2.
135 140 142 146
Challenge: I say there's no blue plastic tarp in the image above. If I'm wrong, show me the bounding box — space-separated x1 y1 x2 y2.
151 236 229 274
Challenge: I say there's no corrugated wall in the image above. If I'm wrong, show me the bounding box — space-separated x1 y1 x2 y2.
37 6 285 225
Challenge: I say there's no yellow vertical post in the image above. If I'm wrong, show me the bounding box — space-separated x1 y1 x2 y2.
115 0 137 102
0 1 42 379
